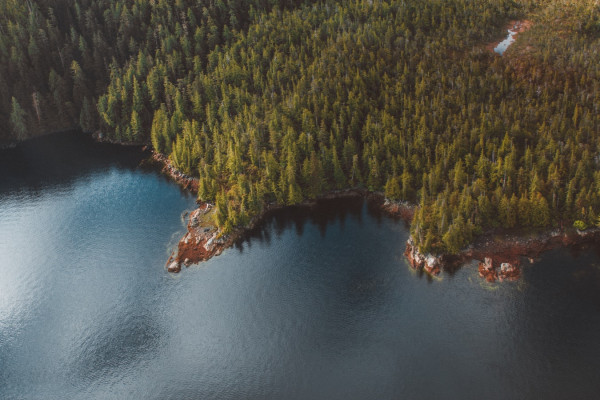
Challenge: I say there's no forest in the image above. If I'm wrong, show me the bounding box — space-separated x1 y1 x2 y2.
1 0 599 255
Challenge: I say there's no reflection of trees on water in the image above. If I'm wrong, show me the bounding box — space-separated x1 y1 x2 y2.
237 197 368 251
0 131 149 195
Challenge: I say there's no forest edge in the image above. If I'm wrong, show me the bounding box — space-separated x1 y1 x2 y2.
147 145 600 281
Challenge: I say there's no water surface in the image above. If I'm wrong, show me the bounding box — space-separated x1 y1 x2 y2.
1 132 600 399
495 23 519 55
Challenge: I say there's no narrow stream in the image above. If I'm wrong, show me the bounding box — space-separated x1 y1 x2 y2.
495 23 519 55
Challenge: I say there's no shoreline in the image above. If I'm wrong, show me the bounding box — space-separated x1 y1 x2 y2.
88 137 598 280
153 137 599 279
166 188 372 273
149 152 199 193
9 130 597 280
404 226 600 281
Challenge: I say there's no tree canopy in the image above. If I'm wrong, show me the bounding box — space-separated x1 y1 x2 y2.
1 0 599 253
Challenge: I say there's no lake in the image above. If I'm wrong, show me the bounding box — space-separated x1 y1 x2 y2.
1 132 600 399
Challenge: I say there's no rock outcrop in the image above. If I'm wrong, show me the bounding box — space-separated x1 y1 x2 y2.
170 189 373 273
173 204 224 268
478 257 497 282
404 237 442 276
406 236 526 282
411 227 600 283
167 261 181 273
478 257 520 282
152 152 198 192
498 262 519 281
424 255 441 275
381 198 415 222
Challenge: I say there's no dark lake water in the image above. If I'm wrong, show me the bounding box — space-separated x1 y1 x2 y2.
1 132 600 399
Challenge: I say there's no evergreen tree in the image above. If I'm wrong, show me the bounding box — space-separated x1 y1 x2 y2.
9 97 27 140
385 176 402 201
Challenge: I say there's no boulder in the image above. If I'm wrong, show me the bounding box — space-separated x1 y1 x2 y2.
404 236 436 271
478 257 497 282
498 262 520 280
167 261 181 273
413 251 425 268
424 255 441 275
483 257 493 270
204 234 217 251
500 262 514 273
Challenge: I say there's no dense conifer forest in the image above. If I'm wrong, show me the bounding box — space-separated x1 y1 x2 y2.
1 0 599 255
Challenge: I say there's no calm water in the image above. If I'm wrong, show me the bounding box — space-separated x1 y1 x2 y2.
494 28 517 55
1 132 600 399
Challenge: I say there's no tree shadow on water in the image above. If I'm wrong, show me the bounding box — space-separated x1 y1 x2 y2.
236 197 365 251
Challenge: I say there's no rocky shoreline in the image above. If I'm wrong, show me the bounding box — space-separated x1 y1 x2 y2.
150 152 199 193
166 188 370 273
92 131 201 193
144 148 599 279
166 203 225 273
168 192 421 273
404 227 600 281
379 197 416 222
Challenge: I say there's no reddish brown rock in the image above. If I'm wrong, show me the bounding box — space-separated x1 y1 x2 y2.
482 257 493 271
478 257 497 282
167 261 181 273
404 237 441 275
405 237 425 269
381 198 415 223
498 262 520 281
441 228 600 282
424 255 441 276
152 152 198 193
477 257 521 282
174 203 224 265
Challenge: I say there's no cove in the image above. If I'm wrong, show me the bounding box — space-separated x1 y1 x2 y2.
1 132 600 399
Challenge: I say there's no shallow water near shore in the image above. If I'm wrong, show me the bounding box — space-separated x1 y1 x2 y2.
1 132 600 399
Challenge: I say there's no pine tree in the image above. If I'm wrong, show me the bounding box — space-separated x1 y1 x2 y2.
288 182 303 205
9 97 27 141
130 110 142 140
332 147 346 189
385 176 402 200
215 191 229 229
80 97 96 132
